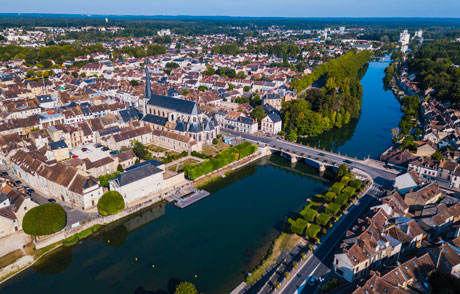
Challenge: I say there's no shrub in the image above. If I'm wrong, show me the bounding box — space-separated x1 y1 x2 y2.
23 203 66 236
349 179 363 189
324 191 336 202
191 151 209 159
97 191 125 216
288 218 308 235
341 176 350 185
334 193 349 206
175 281 198 294
117 164 124 172
345 173 355 180
316 213 331 226
330 182 345 194
325 202 341 215
343 186 356 197
300 208 318 222
98 171 120 187
321 278 341 293
306 224 321 239
312 194 325 202
212 138 218 144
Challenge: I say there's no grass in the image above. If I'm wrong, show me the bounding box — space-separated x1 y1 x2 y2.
246 233 302 285
167 158 200 173
62 224 101 247
0 249 24 269
146 144 168 152
196 175 222 189
202 145 217 156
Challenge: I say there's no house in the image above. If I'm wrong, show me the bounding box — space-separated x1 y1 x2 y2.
262 93 282 111
433 243 460 278
261 112 282 135
104 126 153 150
404 182 442 209
393 170 423 195
109 161 164 204
49 139 70 161
152 129 201 152
113 150 137 170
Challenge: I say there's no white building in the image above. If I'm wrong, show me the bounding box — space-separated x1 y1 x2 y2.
261 112 282 135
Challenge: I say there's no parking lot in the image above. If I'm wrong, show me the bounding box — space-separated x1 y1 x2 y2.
70 144 113 162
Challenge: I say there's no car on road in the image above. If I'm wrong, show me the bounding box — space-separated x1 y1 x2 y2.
307 276 318 286
101 147 110 151
47 198 56 203
318 152 325 156
344 159 353 164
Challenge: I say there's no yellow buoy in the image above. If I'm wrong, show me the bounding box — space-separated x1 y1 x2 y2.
152 265 155 268
135 258 138 261
194 274 198 278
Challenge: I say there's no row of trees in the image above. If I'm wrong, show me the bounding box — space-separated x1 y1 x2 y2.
183 142 258 180
114 44 166 58
288 164 364 241
212 42 301 58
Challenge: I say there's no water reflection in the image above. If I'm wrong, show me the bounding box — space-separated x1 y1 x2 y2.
33 246 73 275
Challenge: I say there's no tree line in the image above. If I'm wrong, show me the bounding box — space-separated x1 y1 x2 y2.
282 50 371 139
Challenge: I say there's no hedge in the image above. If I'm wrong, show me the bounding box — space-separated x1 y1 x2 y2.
191 151 210 159
325 202 341 215
324 191 336 202
183 142 257 180
316 213 331 226
341 176 351 185
330 182 345 194
300 208 318 222
343 186 356 197
23 203 66 236
97 191 125 216
334 193 349 206
289 218 308 235
312 194 325 203
349 179 363 189
345 173 355 180
321 278 341 293
306 223 321 239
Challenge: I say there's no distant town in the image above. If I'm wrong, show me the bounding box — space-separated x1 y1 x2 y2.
0 15 459 294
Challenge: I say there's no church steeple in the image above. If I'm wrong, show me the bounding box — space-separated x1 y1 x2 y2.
144 58 152 100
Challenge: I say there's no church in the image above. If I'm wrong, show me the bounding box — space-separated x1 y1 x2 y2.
141 59 219 146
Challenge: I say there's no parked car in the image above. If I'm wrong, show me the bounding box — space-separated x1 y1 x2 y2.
307 276 318 286
81 147 88 152
15 180 22 185
72 155 79 158
0 171 8 176
110 150 120 155
47 198 56 203
94 144 102 148
27 188 35 194
102 147 109 151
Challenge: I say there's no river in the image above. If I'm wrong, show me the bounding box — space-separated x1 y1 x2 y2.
0 61 401 294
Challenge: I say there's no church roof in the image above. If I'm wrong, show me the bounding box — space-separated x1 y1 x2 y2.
147 94 198 116
142 114 168 126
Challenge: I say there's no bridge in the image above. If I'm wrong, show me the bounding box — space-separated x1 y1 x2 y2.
224 129 398 186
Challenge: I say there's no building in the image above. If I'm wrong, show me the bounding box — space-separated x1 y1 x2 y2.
109 161 164 204
261 112 282 135
141 59 219 145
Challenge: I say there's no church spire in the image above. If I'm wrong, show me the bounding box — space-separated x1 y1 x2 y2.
144 58 152 99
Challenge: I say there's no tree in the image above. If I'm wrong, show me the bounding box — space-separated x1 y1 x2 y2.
117 164 124 172
250 105 266 123
243 85 251 92
133 141 152 160
336 163 348 180
129 80 139 87
23 203 66 236
228 83 235 90
97 191 125 216
174 281 198 294
288 132 298 142
431 149 443 161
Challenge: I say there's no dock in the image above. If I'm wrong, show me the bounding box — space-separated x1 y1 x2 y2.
171 188 210 208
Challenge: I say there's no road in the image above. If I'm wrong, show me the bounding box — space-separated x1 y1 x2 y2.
225 129 397 186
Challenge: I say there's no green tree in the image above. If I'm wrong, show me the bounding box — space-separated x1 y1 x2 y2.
336 163 348 180
174 281 198 294
97 191 125 216
129 80 139 87
133 141 152 160
431 149 443 161
117 164 124 173
23 203 66 236
250 105 266 123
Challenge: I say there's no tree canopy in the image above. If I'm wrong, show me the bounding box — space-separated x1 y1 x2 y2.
23 203 67 236
97 191 125 216
174 281 198 294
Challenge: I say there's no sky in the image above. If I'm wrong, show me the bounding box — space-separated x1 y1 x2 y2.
2 0 460 18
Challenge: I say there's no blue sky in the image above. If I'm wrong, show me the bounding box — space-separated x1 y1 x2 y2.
3 0 460 17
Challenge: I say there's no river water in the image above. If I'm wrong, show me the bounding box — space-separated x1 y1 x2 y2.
0 61 401 294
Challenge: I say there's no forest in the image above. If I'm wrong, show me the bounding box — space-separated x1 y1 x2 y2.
282 50 371 139
408 40 460 108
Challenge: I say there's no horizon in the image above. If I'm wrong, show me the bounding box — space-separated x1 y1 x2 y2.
2 0 460 18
